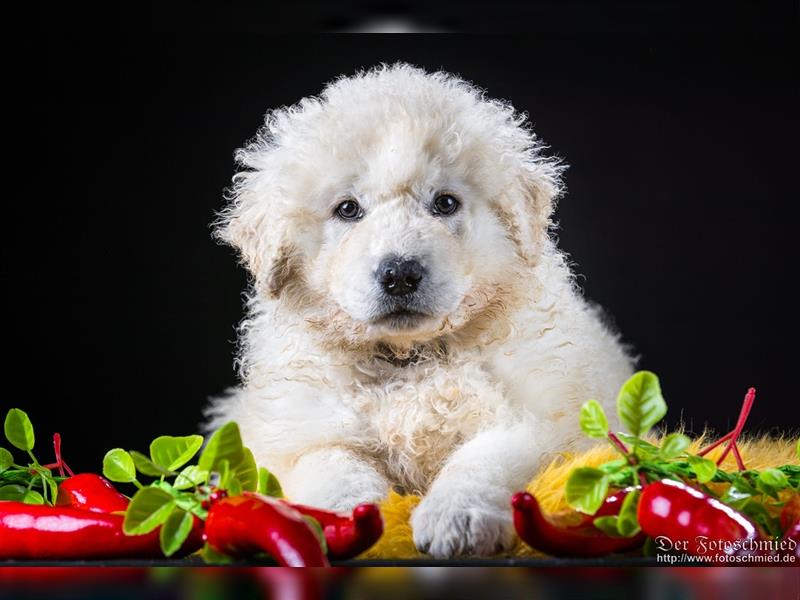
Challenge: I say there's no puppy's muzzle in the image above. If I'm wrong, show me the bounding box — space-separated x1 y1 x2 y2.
377 256 425 297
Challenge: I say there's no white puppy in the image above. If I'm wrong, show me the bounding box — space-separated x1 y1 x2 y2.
205 63 633 558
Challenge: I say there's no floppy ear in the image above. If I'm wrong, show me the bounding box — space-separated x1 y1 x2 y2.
214 171 296 298
495 162 563 266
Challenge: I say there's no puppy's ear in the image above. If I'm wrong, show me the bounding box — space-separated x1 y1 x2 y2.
496 162 562 266
214 173 296 298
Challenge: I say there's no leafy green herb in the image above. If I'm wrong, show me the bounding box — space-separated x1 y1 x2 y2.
123 487 176 535
258 467 283 498
159 508 195 557
579 400 609 439
150 435 204 472
103 449 138 484
658 433 690 459
616 371 667 439
565 467 610 514
4 409 35 452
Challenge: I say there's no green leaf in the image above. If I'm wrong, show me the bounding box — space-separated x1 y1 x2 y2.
616 371 667 438
150 435 204 472
4 409 35 452
217 459 231 488
659 433 691 459
721 483 752 510
593 516 622 537
131 450 175 478
579 400 610 439
687 455 717 484
0 447 13 473
159 508 194 557
0 484 44 504
123 487 176 535
232 448 258 492
103 449 137 483
615 433 660 455
756 468 790 498
200 542 235 565
565 467 610 514
198 422 245 473
741 501 782 538
174 465 208 490
258 467 284 498
616 489 642 537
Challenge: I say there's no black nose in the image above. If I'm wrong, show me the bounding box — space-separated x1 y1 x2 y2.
377 257 425 296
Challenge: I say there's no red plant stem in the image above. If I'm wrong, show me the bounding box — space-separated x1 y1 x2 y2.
607 432 630 456
638 471 649 488
716 388 755 467
51 433 74 477
697 431 733 457
730 442 746 471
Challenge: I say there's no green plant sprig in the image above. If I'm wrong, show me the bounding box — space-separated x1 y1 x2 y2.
566 371 800 539
102 421 284 557
0 408 67 505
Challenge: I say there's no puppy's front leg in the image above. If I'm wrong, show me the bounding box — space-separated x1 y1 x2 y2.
411 422 553 558
283 446 390 513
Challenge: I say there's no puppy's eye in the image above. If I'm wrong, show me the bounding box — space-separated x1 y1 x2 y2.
335 199 363 221
431 194 460 216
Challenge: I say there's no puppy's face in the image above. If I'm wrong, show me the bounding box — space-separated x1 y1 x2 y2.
218 65 561 350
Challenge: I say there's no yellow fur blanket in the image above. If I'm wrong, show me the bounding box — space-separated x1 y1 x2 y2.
362 436 798 559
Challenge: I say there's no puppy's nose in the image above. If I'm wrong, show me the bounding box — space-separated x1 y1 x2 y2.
377 256 425 296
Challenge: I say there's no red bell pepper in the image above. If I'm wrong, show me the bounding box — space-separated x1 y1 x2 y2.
56 473 130 513
637 478 761 558
205 493 329 567
286 502 383 559
512 492 645 557
0 502 203 560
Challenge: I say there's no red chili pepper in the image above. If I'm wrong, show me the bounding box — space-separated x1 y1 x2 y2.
286 501 383 559
782 520 799 559
205 493 329 567
637 479 760 557
56 473 130 513
0 502 203 559
511 492 645 557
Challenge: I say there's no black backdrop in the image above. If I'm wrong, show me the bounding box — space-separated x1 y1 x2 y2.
4 31 798 473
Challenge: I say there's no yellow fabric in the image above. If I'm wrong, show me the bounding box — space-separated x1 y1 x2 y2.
361 435 799 559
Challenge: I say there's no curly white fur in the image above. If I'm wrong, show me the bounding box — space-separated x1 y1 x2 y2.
204 63 634 558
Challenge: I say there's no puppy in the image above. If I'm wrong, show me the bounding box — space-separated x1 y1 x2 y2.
205 63 633 558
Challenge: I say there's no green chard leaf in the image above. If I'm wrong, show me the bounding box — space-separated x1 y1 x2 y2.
616 371 667 438
174 465 209 490
687 455 717 484
756 468 790 498
159 508 194 557
131 451 175 478
0 484 44 504
123 487 176 535
4 409 35 452
659 433 691 459
579 400 610 439
593 516 623 537
150 435 204 472
103 449 137 483
565 467 610 514
258 467 284 498
0 447 13 472
616 489 642 537
232 448 258 492
198 422 245 473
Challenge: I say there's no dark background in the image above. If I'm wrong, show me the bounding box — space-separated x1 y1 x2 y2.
4 11 798 471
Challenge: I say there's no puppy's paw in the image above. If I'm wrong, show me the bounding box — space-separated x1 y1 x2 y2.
411 491 514 558
286 449 389 512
